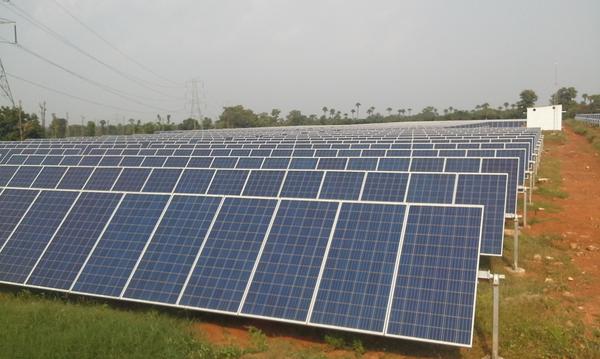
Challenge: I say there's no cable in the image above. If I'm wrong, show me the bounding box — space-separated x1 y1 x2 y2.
50 0 181 87
2 1 182 98
0 33 181 111
6 72 161 114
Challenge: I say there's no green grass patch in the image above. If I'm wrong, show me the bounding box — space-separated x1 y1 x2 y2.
536 156 568 199
0 289 244 359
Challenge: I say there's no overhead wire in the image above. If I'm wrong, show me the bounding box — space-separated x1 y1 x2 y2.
2 1 182 99
49 0 181 87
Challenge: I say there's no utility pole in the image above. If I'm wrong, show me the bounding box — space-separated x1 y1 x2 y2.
17 99 22 140
187 78 204 130
81 115 85 137
39 101 46 137
66 112 70 137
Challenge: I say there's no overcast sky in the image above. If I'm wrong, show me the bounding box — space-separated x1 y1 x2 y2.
1 0 599 124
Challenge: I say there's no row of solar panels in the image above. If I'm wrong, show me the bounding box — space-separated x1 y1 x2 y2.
0 155 519 212
2 147 529 177
0 188 483 346
0 164 508 255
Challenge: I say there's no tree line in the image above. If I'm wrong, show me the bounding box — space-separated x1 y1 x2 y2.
1 87 599 140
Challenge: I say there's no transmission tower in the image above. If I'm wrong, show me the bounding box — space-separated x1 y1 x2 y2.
187 79 204 130
0 58 15 107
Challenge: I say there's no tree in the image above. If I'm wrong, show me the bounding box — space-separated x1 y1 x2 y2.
286 110 308 126
322 106 328 118
329 108 335 119
517 89 538 112
179 118 199 130
50 114 68 138
582 93 589 104
351 108 356 118
407 108 412 116
216 105 258 128
99 120 106 135
355 102 361 119
386 107 392 116
201 117 213 129
270 108 282 124
0 106 43 140
85 121 96 137
503 102 509 110
550 86 577 107
366 107 374 117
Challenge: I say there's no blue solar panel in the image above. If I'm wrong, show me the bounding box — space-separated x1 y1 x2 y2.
289 158 317 170
310 203 406 332
0 191 78 283
31 167 67 189
378 158 410 171
99 156 122 166
179 198 277 312
24 156 44 165
439 149 466 157
142 168 182 193
280 171 323 199
207 170 248 195
141 156 167 167
72 194 169 297
174 169 214 194
262 157 290 169
120 156 144 167
317 158 347 170
59 156 82 166
241 200 338 321
411 149 438 157
6 155 27 165
112 168 151 191
319 171 364 201
481 158 519 214
0 189 39 249
455 174 507 256
84 168 122 191
347 158 378 171
361 172 409 202
406 173 455 204
56 167 93 190
211 157 238 168
496 149 526 184
386 205 482 346
0 166 18 186
242 171 285 197
79 156 102 166
164 157 189 168
122 195 221 303
236 157 264 169
444 158 480 173
410 158 444 172
8 166 42 187
42 156 63 165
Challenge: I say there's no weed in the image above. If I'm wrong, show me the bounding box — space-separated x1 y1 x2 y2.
247 326 269 352
324 333 346 349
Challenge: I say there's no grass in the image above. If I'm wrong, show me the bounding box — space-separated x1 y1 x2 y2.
567 118 600 153
0 289 246 359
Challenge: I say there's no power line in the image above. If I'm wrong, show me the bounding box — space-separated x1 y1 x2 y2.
50 0 180 87
6 71 170 114
2 1 181 99
3 37 180 112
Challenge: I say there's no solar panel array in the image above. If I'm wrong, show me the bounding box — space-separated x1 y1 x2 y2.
0 124 541 347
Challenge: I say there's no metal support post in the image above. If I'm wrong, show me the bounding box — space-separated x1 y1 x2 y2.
512 217 524 273
522 188 527 227
478 270 505 359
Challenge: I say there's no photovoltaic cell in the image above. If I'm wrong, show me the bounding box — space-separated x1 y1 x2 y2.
455 174 507 256
481 158 519 214
26 192 123 289
31 167 67 189
112 168 151 192
406 173 455 204
84 168 122 191
120 156 144 167
175 169 214 194
386 205 482 346
289 158 317 170
444 158 480 173
179 198 277 312
72 194 169 297
310 203 406 332
211 157 238 168
262 157 290 169
0 189 39 249
8 166 42 187
410 158 444 172
0 166 18 186
236 157 264 169
142 168 182 193
280 171 323 198
0 191 78 283
123 195 221 303
241 200 338 321
377 158 410 171
242 171 285 197
317 158 347 170
319 171 364 201
56 167 93 190
361 172 409 202
207 170 248 195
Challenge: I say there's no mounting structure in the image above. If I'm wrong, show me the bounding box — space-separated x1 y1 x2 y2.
479 270 506 359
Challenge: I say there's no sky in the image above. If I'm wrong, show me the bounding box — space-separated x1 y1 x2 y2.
1 0 599 124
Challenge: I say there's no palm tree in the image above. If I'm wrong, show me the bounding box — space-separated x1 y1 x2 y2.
400 109 406 116
99 120 106 135
329 108 336 119
407 108 412 116
366 107 374 117
343 113 348 119
351 109 356 119
449 106 454 113
355 102 361 119
582 93 589 104
322 106 328 118
386 107 392 116
503 102 509 110
443 108 449 116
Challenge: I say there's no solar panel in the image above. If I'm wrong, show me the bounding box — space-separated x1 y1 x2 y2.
0 189 39 249
242 170 285 197
8 166 42 187
409 158 444 172
56 167 93 190
112 168 151 192
0 190 78 283
72 194 169 296
122 195 221 303
309 202 406 332
0 166 18 186
31 167 67 189
279 171 323 199
178 197 277 311
361 172 409 202
406 173 455 204
84 168 122 191
142 168 182 193
385 205 482 346
175 169 214 194
241 200 338 321
289 158 317 169
319 171 364 201
207 170 248 195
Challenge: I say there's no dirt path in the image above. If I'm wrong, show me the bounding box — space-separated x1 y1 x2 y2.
528 126 600 328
